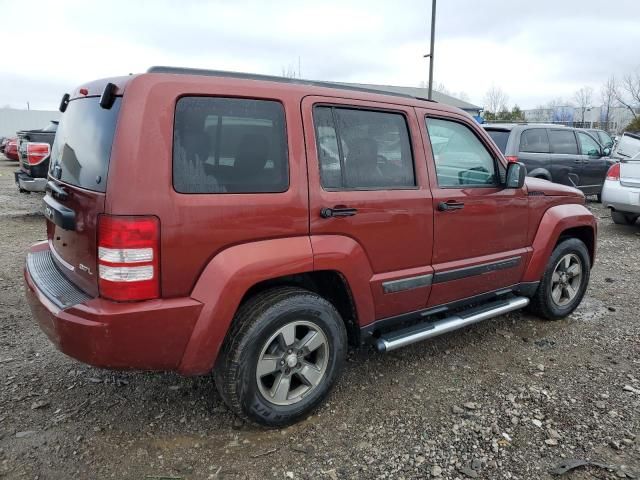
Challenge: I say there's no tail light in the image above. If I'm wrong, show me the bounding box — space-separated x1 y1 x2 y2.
505 156 519 163
606 162 620 181
26 142 51 165
98 215 159 301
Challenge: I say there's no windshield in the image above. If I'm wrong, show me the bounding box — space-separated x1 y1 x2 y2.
485 129 510 153
49 97 121 192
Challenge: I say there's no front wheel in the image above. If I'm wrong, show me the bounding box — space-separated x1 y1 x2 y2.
214 287 347 427
528 238 590 320
611 210 638 225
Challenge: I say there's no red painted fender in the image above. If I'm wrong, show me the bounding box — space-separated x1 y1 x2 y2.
522 203 596 282
178 237 313 375
310 235 376 326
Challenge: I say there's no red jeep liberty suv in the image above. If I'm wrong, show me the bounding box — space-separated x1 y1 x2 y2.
25 67 596 426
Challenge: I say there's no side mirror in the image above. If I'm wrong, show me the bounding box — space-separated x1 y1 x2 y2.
603 146 612 156
506 161 526 189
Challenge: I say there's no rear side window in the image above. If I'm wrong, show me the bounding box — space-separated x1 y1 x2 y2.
485 129 510 153
313 106 415 190
519 128 550 153
426 118 497 187
50 97 121 193
173 97 288 193
549 130 578 154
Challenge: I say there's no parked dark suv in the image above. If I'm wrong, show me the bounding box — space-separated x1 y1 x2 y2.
25 67 596 426
484 124 614 199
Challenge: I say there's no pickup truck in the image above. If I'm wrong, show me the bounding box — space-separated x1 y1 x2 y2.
14 120 58 193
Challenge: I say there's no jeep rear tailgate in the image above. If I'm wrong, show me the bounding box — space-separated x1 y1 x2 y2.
45 96 121 296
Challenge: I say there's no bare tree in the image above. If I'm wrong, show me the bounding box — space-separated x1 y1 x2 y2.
420 81 470 102
282 65 298 78
573 86 593 123
546 98 573 123
484 85 509 115
614 70 640 120
600 76 617 127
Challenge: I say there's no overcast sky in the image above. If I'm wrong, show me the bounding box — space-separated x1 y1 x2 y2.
0 0 639 111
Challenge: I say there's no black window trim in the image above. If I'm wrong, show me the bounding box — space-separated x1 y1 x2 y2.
312 103 419 192
548 128 579 155
425 115 503 189
171 94 291 195
518 127 551 154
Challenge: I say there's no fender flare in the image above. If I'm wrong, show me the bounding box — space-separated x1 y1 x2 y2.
310 235 376 326
177 235 377 375
527 168 552 181
522 203 596 282
178 236 314 375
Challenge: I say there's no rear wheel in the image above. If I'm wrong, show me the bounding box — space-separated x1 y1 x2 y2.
528 238 590 320
611 210 638 225
214 287 347 427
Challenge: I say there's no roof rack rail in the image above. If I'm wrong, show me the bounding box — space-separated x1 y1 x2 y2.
414 96 438 103
147 66 437 103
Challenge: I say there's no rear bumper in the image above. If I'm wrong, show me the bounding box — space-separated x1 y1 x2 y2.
15 170 47 192
601 179 640 214
24 242 203 372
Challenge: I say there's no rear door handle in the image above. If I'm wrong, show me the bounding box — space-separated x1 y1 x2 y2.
437 201 464 211
320 207 358 218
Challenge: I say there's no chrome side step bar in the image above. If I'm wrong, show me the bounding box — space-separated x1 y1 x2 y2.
376 296 529 352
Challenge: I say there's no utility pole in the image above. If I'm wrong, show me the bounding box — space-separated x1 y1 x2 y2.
423 0 437 100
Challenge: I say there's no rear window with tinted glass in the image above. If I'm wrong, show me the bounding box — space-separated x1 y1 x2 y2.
173 97 288 193
549 130 578 154
485 129 510 153
519 128 550 153
49 97 121 192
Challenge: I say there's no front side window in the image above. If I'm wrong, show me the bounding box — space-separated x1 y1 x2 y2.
598 131 613 147
313 106 415 190
173 97 288 193
577 132 601 156
519 128 550 153
549 130 578 154
426 118 497 187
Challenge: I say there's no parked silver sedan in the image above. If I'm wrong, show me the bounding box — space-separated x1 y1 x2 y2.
601 152 640 225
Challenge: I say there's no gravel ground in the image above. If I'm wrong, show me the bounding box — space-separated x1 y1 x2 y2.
0 155 638 480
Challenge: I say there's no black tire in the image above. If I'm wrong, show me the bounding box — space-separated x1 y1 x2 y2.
214 287 347 427
528 238 590 321
611 210 638 225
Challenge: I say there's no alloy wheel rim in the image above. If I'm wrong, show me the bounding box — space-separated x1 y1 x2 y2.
256 320 329 406
550 253 583 307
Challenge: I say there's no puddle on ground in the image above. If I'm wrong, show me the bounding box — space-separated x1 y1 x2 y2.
568 296 608 322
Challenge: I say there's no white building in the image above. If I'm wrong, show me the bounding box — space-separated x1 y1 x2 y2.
523 105 637 133
0 108 60 137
